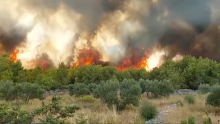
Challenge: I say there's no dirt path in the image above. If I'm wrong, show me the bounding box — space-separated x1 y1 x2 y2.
144 104 177 124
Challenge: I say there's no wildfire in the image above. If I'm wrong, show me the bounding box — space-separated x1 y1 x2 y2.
116 49 166 71
8 49 19 63
72 47 165 72
117 48 151 71
40 60 50 70
73 48 101 67
117 57 148 71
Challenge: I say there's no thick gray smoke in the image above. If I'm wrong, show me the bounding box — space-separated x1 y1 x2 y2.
0 0 220 68
23 0 126 33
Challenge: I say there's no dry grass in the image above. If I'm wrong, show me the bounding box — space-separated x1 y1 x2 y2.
1 93 219 124
1 94 143 124
149 94 219 124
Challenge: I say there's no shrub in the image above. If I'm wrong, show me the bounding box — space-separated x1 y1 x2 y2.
181 120 187 124
147 80 174 98
0 80 16 101
35 95 80 124
139 101 157 121
95 80 120 109
206 85 220 107
78 95 96 103
88 83 97 94
0 104 34 124
203 118 211 124
184 95 195 104
181 116 195 124
14 82 45 103
138 79 148 93
68 83 89 97
119 79 142 110
188 116 195 124
0 81 45 103
198 84 211 94
0 95 81 124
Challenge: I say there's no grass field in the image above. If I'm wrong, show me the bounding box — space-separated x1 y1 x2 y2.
1 93 219 124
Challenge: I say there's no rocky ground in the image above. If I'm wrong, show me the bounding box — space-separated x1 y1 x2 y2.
46 89 199 124
145 89 199 124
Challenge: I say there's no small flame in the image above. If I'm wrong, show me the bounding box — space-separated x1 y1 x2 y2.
8 49 19 63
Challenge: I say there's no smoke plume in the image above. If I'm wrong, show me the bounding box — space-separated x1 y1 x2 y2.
0 0 220 69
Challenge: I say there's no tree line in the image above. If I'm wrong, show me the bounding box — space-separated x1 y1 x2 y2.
0 53 220 90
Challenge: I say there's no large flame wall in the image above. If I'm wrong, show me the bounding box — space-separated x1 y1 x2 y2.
0 0 220 70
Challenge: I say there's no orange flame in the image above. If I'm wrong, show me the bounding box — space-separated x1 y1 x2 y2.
117 57 149 71
73 48 100 67
8 49 19 63
117 48 150 71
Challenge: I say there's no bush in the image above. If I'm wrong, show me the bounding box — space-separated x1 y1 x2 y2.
181 120 187 124
95 80 120 109
139 101 157 121
95 79 142 110
146 80 174 98
68 83 90 97
203 118 211 124
0 81 45 103
78 95 96 103
188 116 195 124
35 95 80 124
0 80 16 101
88 83 97 95
14 82 45 103
119 79 142 109
0 95 81 124
206 85 220 107
184 95 195 104
198 84 211 94
0 104 34 124
139 79 148 93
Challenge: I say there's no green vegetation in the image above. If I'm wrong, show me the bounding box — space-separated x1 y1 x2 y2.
181 116 212 124
206 85 220 107
184 95 195 104
0 81 45 103
181 120 187 124
203 118 212 124
78 95 96 103
188 116 195 124
0 96 80 124
0 53 220 123
141 79 174 98
139 101 157 121
94 80 120 109
181 116 195 124
68 83 90 97
198 84 211 94
92 79 142 110
1 53 220 91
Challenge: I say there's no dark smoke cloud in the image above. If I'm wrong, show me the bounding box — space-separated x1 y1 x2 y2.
192 24 220 60
115 0 220 62
1 0 220 67
0 27 28 51
150 0 220 60
163 0 211 32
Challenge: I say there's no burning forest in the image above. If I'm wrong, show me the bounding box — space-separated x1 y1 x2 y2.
0 0 220 71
